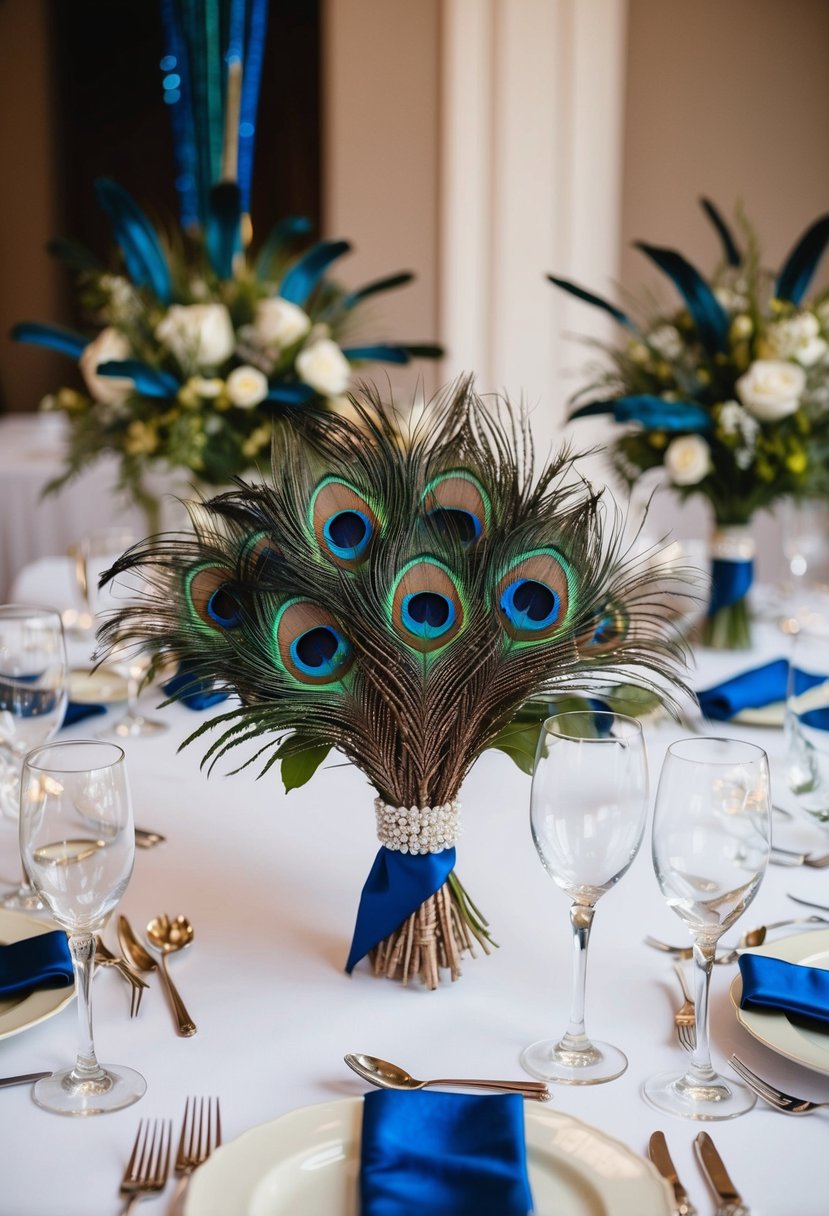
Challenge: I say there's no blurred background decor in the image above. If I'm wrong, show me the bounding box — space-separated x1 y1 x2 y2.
552 200 829 649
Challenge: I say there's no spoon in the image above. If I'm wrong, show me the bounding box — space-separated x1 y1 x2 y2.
118 914 196 1036
344 1053 551 1101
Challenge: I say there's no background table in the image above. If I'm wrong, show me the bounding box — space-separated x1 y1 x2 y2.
0 617 826 1214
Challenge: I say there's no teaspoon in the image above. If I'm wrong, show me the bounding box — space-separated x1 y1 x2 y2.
118 914 197 1036
344 1053 551 1100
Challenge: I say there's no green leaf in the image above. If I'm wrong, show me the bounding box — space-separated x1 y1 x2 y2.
602 683 664 717
280 743 331 792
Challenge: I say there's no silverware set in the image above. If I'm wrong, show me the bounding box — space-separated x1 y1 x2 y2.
94 913 196 1034
645 914 829 965
119 1098 220 1214
648 1130 750 1216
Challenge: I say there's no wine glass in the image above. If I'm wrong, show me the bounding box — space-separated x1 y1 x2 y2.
643 736 771 1120
19 739 146 1115
521 711 649 1084
0 605 68 910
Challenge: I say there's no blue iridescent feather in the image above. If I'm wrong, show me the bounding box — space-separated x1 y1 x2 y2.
97 360 180 398
570 394 712 433
775 214 829 304
95 180 172 304
634 242 729 355
279 240 351 306
12 323 87 360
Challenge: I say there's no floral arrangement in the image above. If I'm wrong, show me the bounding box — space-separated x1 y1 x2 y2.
14 182 440 530
99 383 687 988
550 198 829 647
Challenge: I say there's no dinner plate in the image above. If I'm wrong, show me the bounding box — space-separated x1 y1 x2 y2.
732 702 785 728
185 1096 672 1216
68 666 128 704
0 909 74 1041
730 927 829 1075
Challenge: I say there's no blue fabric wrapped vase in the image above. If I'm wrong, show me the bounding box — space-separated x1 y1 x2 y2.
360 1089 534 1215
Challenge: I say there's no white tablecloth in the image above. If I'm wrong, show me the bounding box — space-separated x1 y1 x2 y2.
0 591 826 1215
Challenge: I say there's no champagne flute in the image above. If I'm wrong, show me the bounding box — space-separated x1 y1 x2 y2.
521 711 649 1084
643 736 771 1120
20 739 146 1115
0 605 68 910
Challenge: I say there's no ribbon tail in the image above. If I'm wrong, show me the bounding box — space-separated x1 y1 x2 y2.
345 846 456 973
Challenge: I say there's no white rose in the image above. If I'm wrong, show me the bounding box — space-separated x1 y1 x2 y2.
226 365 269 409
664 435 711 486
155 303 235 369
254 298 311 350
736 359 806 422
79 327 133 405
763 312 827 367
648 324 683 361
296 338 351 397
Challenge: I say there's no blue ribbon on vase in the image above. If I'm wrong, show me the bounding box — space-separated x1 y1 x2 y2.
707 555 754 618
360 1090 534 1216
345 847 455 974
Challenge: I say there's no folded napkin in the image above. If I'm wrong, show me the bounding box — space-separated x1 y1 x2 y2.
61 701 107 729
162 663 229 711
0 931 73 998
739 954 829 1027
697 658 788 721
360 1090 534 1216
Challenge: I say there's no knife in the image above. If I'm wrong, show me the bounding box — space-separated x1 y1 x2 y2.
694 1133 749 1216
647 1131 697 1216
0 1072 50 1089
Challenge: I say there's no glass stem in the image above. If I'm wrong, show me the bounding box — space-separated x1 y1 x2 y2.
69 933 106 1083
688 939 717 1081
561 902 595 1049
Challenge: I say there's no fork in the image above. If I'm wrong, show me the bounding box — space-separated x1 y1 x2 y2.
119 1118 172 1212
672 960 696 1051
95 937 149 1017
170 1096 222 1213
770 845 829 869
729 1055 829 1115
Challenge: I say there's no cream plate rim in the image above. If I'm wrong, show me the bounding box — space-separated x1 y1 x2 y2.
184 1095 673 1216
0 908 74 1041
730 926 829 1075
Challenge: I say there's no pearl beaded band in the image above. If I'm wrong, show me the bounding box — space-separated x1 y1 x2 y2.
375 798 461 854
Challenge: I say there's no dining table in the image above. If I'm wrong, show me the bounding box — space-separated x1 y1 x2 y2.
1 569 827 1215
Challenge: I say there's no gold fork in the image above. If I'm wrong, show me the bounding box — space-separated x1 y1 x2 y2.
672 960 696 1052
119 1118 172 1213
170 1096 222 1213
95 937 149 1018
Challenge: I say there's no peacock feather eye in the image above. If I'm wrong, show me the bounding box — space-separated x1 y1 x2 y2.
309 477 380 567
272 598 353 685
389 558 466 653
185 565 242 633
577 602 628 656
493 548 574 642
421 471 490 546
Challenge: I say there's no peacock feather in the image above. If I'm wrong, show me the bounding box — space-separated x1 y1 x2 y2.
98 380 689 984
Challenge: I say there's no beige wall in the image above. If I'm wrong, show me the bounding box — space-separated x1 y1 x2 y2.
0 0 65 413
321 0 441 404
619 0 829 572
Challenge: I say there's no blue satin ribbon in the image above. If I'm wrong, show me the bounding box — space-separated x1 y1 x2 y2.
345 847 455 974
708 556 753 617
360 1090 534 1216
697 659 829 727
0 931 73 998
739 954 829 1027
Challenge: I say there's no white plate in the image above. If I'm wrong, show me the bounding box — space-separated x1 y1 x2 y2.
0 909 74 1041
730 927 829 1074
68 667 128 704
185 1097 672 1216
732 702 785 728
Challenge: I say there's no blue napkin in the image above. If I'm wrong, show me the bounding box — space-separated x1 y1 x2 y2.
0 931 74 997
162 664 229 710
360 1090 534 1216
61 701 107 729
739 954 829 1027
697 659 788 721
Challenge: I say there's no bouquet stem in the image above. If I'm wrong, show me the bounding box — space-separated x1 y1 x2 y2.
369 873 494 989
701 523 755 651
700 595 752 650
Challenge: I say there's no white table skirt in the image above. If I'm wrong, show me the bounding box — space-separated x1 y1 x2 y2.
0 607 826 1215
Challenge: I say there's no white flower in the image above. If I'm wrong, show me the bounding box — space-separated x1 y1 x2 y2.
99 275 138 322
648 324 683 361
762 311 828 366
155 303 235 369
718 399 758 442
730 314 753 341
664 435 711 486
225 365 269 409
736 359 806 422
187 376 224 399
714 285 748 312
296 338 351 397
254 298 311 350
79 327 133 406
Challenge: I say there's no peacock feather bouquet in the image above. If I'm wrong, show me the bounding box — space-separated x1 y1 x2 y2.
550 198 829 648
99 381 688 987
13 182 440 531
